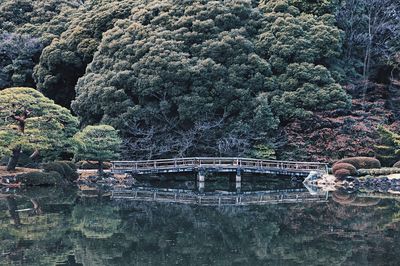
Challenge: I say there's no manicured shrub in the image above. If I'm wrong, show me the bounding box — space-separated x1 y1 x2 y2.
16 171 64 186
57 160 77 171
334 169 351 179
332 163 357 175
393 161 400 168
57 162 79 181
337 157 381 169
42 161 78 181
42 162 65 176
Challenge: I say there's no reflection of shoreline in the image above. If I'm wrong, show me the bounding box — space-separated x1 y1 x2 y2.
111 187 329 206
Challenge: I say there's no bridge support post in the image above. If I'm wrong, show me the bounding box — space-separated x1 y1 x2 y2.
197 170 205 182
197 169 205 193
235 168 242 182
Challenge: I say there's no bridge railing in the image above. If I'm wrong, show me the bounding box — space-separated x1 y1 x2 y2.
111 157 328 172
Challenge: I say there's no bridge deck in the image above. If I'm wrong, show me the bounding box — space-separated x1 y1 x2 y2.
111 187 329 206
111 157 328 177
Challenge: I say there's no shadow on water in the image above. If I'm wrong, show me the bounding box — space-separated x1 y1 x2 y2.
136 173 304 192
1 179 400 265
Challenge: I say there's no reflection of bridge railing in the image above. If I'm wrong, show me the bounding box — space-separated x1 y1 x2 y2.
111 187 329 206
112 157 328 177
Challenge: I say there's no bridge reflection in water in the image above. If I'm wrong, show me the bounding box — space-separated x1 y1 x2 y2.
111 187 329 206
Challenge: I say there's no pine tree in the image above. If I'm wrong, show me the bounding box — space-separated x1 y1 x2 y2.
72 125 122 174
0 87 78 171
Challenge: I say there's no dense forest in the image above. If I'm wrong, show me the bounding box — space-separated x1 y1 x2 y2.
1 0 399 163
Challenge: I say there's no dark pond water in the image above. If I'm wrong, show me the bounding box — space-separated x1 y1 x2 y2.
1 179 400 265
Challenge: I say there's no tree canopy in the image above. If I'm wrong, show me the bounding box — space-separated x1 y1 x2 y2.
69 0 351 158
72 125 122 173
0 87 78 170
0 0 82 90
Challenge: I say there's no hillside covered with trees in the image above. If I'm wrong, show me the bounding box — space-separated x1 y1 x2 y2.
1 0 399 163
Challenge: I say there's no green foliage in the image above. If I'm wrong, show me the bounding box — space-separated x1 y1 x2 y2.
376 126 400 166
258 0 351 121
250 144 276 159
287 0 340 15
0 33 42 89
72 203 121 239
33 0 137 107
67 0 352 158
0 0 81 35
6 0 397 161
72 125 122 163
16 171 64 186
57 160 77 171
0 87 79 160
269 63 351 119
0 0 82 89
42 161 78 181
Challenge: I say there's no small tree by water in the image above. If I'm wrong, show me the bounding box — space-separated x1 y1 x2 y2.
0 87 78 171
72 125 122 175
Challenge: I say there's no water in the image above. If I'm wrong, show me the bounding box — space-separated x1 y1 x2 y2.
1 181 400 265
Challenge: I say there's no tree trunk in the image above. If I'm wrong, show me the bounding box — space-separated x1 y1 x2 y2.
7 147 21 171
98 160 104 176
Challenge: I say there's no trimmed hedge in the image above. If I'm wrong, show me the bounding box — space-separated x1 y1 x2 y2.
393 161 400 168
16 171 64 186
42 162 65 176
58 162 79 181
42 161 78 181
332 163 357 175
337 157 381 169
57 160 77 171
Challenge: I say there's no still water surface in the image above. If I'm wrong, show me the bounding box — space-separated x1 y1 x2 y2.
1 179 400 265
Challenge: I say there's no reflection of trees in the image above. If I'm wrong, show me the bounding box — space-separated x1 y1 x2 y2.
72 201 400 265
0 188 78 265
1 189 400 265
72 201 120 239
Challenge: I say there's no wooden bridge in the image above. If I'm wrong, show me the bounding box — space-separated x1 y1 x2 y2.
111 187 329 206
111 157 328 181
